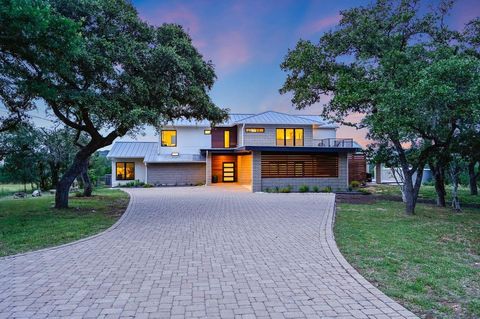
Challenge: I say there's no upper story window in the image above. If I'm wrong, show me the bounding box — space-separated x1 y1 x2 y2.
224 130 230 148
161 130 177 147
276 128 304 146
204 129 211 135
116 162 135 180
245 128 265 133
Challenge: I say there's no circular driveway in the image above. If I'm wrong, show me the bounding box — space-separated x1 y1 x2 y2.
0 187 416 318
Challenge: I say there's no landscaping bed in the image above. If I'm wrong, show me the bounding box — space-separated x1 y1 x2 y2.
0 188 129 257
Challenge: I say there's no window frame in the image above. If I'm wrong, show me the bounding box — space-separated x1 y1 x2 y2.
245 127 265 133
116 162 135 180
276 128 304 146
161 130 177 147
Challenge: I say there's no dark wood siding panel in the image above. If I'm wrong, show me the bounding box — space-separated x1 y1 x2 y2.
348 153 367 183
261 153 338 178
211 127 237 148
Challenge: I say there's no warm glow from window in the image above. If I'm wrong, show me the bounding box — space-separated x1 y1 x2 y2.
295 129 304 146
161 130 177 147
276 128 304 146
224 130 230 148
276 128 284 146
116 162 135 180
204 129 211 135
245 128 265 133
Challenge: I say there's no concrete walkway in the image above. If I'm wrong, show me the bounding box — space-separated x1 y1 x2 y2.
0 187 417 318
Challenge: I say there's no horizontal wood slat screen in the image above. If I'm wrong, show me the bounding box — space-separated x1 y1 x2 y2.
348 153 367 183
261 154 338 178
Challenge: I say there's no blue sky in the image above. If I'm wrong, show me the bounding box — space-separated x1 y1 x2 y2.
21 0 480 146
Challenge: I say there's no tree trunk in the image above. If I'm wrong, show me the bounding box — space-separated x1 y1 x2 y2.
55 154 91 208
450 159 462 212
430 160 446 207
468 161 478 196
81 158 92 197
401 165 424 216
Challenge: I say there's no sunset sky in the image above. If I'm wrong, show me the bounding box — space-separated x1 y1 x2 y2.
21 0 480 147
134 0 480 147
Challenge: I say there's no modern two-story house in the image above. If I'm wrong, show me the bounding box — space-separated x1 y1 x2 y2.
107 111 364 191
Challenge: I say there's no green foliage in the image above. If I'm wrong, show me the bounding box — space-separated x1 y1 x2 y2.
0 124 80 189
279 185 293 193
299 185 310 193
122 180 145 188
0 0 228 207
312 185 320 193
350 181 361 189
280 0 480 214
320 186 332 193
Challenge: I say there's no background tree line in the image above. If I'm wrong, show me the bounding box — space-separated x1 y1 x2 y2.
0 123 111 194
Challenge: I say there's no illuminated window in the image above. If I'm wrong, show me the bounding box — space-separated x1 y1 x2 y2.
276 128 304 146
161 130 177 147
245 128 265 133
295 129 304 146
204 129 211 135
276 128 285 146
116 162 135 180
224 130 230 148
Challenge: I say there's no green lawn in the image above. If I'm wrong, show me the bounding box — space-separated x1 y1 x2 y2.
367 184 480 206
0 188 128 257
335 201 480 318
0 183 35 198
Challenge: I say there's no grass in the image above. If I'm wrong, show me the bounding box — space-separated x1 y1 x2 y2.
367 184 480 206
335 200 480 318
0 183 35 198
0 188 129 257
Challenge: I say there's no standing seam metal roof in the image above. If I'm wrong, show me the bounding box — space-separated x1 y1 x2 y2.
106 142 157 159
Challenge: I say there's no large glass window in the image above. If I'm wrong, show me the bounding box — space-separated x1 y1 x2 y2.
276 128 285 146
224 130 230 148
161 130 177 147
276 128 304 146
116 162 135 180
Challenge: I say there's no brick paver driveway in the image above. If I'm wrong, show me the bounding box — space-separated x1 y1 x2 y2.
0 187 417 319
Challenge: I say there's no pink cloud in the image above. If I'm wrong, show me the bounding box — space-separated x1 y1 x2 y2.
299 14 341 36
211 31 251 72
139 5 200 35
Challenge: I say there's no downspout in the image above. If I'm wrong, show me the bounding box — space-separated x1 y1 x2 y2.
145 162 148 184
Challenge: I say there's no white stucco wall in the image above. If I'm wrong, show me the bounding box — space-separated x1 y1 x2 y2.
312 127 337 140
111 158 146 187
159 126 211 155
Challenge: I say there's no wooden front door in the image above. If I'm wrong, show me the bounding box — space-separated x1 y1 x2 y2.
222 162 235 182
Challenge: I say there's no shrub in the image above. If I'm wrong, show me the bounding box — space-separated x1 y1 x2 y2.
350 180 361 189
280 185 292 193
312 186 320 193
274 186 280 193
74 191 84 197
320 186 332 193
264 187 271 193
142 183 153 188
299 185 310 193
